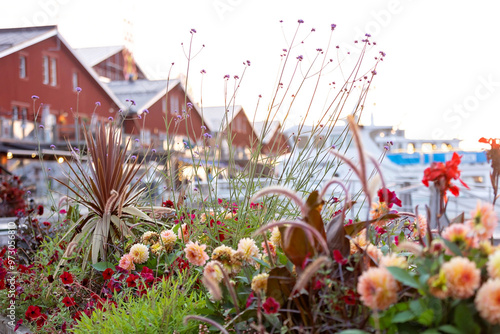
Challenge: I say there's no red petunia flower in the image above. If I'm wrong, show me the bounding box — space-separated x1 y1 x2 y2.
162 200 174 208
42 221 51 227
25 305 41 322
333 249 348 265
343 289 357 305
422 152 469 197
14 319 23 331
37 205 44 215
60 271 73 285
126 274 139 288
102 268 114 280
262 297 280 314
62 296 76 307
36 313 47 329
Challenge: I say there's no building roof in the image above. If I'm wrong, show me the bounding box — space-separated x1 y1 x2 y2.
106 79 180 112
201 105 243 132
0 25 57 56
0 25 126 109
253 120 281 144
75 45 124 66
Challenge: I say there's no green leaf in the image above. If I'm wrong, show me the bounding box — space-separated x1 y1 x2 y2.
263 313 281 329
252 256 271 269
438 325 462 334
442 239 463 256
453 303 480 334
386 266 420 289
421 330 440 334
92 261 115 271
391 310 415 323
417 308 434 326
337 330 370 334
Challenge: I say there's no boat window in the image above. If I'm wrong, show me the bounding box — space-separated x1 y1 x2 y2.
407 143 415 154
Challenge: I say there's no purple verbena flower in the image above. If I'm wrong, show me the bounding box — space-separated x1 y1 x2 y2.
76 87 82 93
95 102 101 106
108 117 113 121
31 95 39 99
331 23 337 30
50 145 56 149
298 19 304 24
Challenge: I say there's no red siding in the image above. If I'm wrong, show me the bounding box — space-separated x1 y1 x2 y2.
93 49 146 81
136 84 205 143
0 36 119 140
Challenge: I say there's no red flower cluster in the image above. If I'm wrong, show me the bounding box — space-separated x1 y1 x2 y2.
422 152 469 197
377 188 402 208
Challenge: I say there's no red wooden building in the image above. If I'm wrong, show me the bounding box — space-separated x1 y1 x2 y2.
252 120 290 156
106 79 207 150
201 105 259 159
75 45 147 82
0 25 124 147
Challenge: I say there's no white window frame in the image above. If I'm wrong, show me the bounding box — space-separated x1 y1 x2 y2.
42 56 49 84
50 57 57 86
19 55 26 79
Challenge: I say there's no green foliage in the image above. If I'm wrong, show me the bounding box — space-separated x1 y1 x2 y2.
73 274 203 334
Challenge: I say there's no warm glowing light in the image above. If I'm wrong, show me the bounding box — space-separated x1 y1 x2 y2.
58 157 64 164
6 152 13 159
31 153 36 158
380 132 385 137
407 143 415 154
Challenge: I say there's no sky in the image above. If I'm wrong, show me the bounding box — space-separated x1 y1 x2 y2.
1 0 500 149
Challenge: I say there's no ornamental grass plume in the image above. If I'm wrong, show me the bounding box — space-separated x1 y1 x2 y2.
357 267 399 311
466 201 498 241
487 250 500 279
441 256 480 299
129 244 149 264
475 278 500 325
118 253 135 272
269 227 281 248
184 241 209 266
237 238 260 262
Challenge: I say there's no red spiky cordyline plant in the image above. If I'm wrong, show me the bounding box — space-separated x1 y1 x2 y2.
53 122 160 267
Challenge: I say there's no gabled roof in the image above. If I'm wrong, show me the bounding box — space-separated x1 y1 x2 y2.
106 79 180 112
0 25 57 56
75 45 124 66
0 25 126 110
253 120 281 144
201 105 243 133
